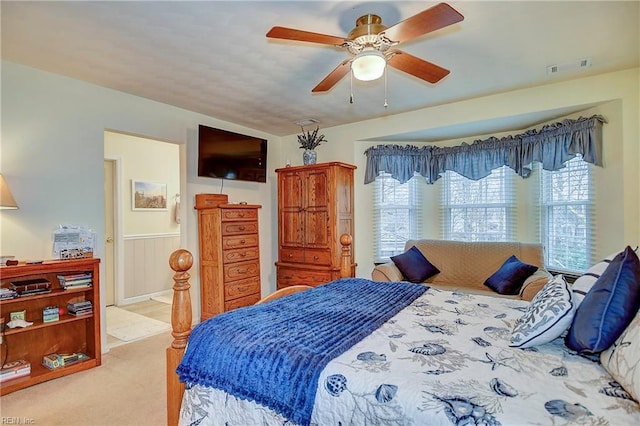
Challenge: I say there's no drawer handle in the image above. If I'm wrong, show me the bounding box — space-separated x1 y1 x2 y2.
239 226 246 231
239 285 251 292
288 253 294 258
241 252 248 257
236 268 248 274
240 239 246 244
238 212 245 217
313 255 319 260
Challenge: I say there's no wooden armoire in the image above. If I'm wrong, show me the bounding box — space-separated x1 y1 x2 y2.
195 194 262 321
275 162 356 288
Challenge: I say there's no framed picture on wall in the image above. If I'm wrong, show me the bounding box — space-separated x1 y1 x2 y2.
131 180 168 211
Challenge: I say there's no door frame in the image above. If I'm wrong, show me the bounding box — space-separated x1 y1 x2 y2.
104 155 125 306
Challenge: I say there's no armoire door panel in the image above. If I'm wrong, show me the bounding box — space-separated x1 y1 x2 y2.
280 210 304 247
304 211 329 247
280 173 304 210
306 171 329 209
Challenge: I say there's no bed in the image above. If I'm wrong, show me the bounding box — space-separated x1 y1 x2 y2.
165 241 640 426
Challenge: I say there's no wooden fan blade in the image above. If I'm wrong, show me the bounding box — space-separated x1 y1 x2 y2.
387 49 450 83
312 60 351 92
381 3 464 44
266 26 348 46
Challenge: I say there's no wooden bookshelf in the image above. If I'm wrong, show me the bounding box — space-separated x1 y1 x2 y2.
0 258 101 395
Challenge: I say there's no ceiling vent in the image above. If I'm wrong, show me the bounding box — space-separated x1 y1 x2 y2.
547 58 592 75
294 119 320 127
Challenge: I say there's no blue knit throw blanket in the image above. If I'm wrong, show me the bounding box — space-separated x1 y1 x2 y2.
176 278 427 426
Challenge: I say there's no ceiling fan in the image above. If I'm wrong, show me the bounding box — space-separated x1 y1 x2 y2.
266 2 464 93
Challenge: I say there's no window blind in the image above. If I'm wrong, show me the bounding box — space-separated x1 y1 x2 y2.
441 166 515 242
541 155 594 272
373 173 423 262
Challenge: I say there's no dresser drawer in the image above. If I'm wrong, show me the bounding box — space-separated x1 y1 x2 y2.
280 248 305 263
223 247 259 264
222 209 258 221
277 267 333 287
224 292 260 311
222 234 259 250
223 260 260 282
224 277 261 300
304 249 332 266
222 221 259 236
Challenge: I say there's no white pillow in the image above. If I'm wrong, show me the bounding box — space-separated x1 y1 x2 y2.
572 251 619 307
573 247 638 307
510 275 575 348
601 310 640 401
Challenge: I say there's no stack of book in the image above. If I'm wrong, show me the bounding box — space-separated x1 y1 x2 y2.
0 360 31 383
10 278 51 296
0 287 18 300
67 300 93 316
57 272 92 290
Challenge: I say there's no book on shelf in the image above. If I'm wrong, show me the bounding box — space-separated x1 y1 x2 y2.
0 287 18 300
10 278 51 295
58 273 93 289
61 281 92 290
68 309 93 316
57 273 92 281
67 301 93 316
42 352 88 370
0 360 31 383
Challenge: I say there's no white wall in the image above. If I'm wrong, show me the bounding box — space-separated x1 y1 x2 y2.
1 61 280 350
2 61 638 349
105 131 181 236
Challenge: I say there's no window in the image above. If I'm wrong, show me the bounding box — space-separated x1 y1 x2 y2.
541 155 592 272
373 173 422 262
442 166 515 241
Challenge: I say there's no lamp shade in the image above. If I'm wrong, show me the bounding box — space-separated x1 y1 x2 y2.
0 174 19 209
351 50 386 81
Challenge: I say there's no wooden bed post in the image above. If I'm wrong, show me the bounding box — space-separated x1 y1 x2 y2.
340 233 356 278
166 249 193 426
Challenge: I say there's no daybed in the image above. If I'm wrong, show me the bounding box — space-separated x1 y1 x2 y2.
372 239 552 301
166 239 640 426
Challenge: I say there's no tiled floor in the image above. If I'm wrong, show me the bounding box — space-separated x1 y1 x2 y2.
106 299 172 348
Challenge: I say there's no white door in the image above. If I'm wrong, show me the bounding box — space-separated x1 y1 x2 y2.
103 160 116 306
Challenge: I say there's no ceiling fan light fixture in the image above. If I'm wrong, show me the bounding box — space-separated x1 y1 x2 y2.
351 50 386 81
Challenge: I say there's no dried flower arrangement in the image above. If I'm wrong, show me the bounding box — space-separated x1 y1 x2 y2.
297 126 327 150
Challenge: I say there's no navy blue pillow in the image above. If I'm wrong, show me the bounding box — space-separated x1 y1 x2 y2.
391 246 440 283
565 245 640 353
484 255 538 295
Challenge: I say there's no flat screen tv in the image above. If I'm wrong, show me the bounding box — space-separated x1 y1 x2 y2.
198 125 267 183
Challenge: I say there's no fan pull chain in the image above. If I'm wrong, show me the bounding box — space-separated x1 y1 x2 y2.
349 71 354 104
384 68 388 108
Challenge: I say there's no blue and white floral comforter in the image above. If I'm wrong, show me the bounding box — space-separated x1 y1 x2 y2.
179 286 640 426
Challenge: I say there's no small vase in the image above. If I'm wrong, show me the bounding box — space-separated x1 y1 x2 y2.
303 149 317 165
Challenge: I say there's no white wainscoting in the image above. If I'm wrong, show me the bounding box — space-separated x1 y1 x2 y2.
123 233 180 302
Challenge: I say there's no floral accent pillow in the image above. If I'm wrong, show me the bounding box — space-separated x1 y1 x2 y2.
600 310 640 401
510 274 575 348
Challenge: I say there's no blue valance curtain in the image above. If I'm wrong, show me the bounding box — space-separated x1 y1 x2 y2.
364 115 606 184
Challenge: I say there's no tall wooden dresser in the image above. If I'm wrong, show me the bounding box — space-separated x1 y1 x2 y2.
195 194 261 321
275 162 356 289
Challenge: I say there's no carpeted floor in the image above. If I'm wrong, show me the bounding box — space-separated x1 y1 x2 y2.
1 331 173 425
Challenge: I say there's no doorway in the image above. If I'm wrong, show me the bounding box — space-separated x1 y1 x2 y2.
103 132 182 348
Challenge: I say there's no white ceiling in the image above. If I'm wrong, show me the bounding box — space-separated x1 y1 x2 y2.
2 1 638 138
